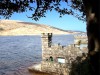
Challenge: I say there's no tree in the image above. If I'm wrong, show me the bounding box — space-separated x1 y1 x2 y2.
0 0 100 75
0 0 85 20
82 0 100 75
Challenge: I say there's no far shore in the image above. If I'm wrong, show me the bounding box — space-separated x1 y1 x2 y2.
0 33 74 36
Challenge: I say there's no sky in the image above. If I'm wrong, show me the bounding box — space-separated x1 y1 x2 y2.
7 10 86 32
1 2 86 32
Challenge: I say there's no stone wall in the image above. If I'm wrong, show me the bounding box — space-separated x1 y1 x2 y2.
41 33 88 75
41 61 68 75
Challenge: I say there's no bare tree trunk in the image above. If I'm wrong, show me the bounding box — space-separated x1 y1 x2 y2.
82 0 100 75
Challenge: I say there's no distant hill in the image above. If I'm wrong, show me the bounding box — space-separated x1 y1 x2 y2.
0 20 83 36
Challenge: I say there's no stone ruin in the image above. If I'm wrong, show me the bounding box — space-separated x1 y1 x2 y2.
40 33 88 75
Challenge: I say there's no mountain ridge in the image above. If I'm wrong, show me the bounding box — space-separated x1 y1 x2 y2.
0 20 81 36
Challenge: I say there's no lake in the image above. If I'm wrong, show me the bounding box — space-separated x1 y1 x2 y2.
0 35 74 75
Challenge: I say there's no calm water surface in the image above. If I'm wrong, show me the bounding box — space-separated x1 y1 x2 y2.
0 35 74 75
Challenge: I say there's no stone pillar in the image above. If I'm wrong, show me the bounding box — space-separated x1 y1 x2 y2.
41 33 52 60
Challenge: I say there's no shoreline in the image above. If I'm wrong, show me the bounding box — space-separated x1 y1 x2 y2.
0 33 74 36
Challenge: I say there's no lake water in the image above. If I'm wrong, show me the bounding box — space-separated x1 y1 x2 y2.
0 35 74 75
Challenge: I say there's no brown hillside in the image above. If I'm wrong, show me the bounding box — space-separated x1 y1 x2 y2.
0 20 73 36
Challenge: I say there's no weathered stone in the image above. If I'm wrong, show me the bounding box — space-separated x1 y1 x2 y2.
41 33 88 75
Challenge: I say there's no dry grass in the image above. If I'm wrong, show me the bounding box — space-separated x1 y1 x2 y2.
0 20 72 36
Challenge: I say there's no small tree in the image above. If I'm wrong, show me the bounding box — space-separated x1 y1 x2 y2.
77 40 81 46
